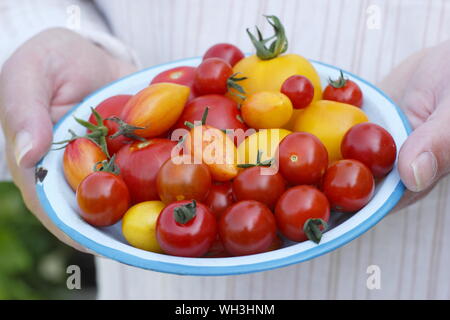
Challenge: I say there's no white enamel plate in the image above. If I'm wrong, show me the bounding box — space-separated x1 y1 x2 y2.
36 57 412 276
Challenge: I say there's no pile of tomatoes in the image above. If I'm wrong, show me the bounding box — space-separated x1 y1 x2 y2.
60 16 397 258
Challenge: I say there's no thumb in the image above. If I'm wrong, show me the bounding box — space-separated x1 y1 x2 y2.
0 56 53 169
398 104 450 192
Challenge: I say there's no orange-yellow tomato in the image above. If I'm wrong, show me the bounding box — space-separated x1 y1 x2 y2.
121 83 190 138
293 100 369 163
185 125 239 181
122 201 165 253
241 91 293 129
63 138 107 191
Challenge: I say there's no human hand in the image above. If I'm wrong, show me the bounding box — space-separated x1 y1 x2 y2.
380 40 450 209
0 28 136 251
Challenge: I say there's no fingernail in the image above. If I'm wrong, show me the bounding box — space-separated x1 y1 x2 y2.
14 130 33 167
411 151 437 192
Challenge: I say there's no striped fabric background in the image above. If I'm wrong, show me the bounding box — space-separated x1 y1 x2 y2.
1 0 450 299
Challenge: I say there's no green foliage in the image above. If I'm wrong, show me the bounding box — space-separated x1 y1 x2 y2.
0 182 78 299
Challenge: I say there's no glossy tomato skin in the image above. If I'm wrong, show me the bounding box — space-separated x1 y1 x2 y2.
281 75 315 109
219 200 276 256
63 138 107 191
150 66 197 100
193 58 233 96
156 156 212 204
88 95 133 154
203 43 245 67
156 200 217 257
323 79 363 108
172 94 247 132
275 186 330 242
204 182 235 219
277 132 328 185
115 139 177 204
76 172 130 227
322 159 375 212
341 123 397 178
232 167 287 209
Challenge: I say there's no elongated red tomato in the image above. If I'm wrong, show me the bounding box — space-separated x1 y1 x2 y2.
150 66 197 100
156 156 212 204
277 132 328 185
219 200 276 256
341 122 397 178
156 200 217 257
116 139 177 204
203 43 245 67
322 159 375 212
76 171 130 227
63 138 107 191
275 186 330 243
88 95 133 154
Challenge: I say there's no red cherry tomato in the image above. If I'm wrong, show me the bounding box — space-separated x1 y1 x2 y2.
150 66 197 100
203 43 245 67
193 58 233 96
277 132 328 186
204 182 235 219
232 166 286 209
219 200 276 256
322 159 375 212
156 156 212 204
172 94 248 132
280 75 314 109
341 123 397 178
275 186 330 243
323 71 363 107
116 139 177 204
156 200 217 257
88 95 133 154
76 171 130 227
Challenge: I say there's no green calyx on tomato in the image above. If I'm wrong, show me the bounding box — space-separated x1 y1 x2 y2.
227 72 247 100
94 154 120 175
184 107 210 129
303 218 328 244
173 200 197 224
328 70 347 89
105 116 146 142
237 150 274 168
247 15 288 60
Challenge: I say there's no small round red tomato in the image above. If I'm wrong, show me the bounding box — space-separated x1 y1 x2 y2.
203 43 245 67
172 94 248 134
88 95 133 154
193 58 233 96
76 171 130 227
322 159 375 212
275 186 330 243
277 132 328 186
232 166 286 209
219 200 276 256
280 75 314 109
204 182 234 219
156 200 217 257
341 123 397 178
150 66 197 100
323 71 363 107
116 139 177 204
156 156 212 204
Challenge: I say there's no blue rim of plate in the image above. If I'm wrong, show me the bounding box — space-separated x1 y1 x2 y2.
36 57 413 276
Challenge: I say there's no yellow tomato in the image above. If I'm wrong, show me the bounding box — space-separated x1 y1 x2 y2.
237 128 292 164
122 83 190 138
185 125 239 181
241 91 293 129
231 54 322 104
122 201 165 253
293 100 369 163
